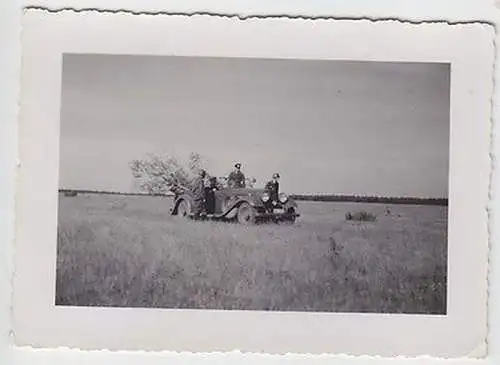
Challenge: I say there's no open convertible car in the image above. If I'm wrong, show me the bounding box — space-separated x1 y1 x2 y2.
170 178 300 224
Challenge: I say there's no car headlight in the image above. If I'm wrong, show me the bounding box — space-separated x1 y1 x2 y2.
279 193 288 203
262 192 270 202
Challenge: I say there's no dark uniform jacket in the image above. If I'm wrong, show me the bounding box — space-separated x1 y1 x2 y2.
204 177 218 214
265 180 279 201
228 170 246 188
191 176 206 214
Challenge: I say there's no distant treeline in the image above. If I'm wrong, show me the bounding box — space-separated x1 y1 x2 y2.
289 194 448 206
59 189 447 206
59 189 172 197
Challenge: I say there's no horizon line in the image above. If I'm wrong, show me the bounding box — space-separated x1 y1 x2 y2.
58 188 448 203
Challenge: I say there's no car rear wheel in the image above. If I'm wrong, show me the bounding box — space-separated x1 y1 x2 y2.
177 199 191 217
237 202 257 224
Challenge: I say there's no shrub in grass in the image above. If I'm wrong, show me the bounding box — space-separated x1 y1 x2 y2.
345 211 377 222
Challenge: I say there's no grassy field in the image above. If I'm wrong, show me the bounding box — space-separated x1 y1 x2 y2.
55 193 448 314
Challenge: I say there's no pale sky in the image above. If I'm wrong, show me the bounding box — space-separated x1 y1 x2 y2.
59 54 450 197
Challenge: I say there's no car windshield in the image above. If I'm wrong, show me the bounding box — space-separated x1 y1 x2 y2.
215 176 257 189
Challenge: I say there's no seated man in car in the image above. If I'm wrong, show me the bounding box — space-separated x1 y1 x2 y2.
227 162 246 188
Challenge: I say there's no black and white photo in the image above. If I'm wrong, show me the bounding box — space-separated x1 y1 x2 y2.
12 11 493 357
56 54 450 314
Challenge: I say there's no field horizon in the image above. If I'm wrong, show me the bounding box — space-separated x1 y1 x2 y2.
58 189 449 206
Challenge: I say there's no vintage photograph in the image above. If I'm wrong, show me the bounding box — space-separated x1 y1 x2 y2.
13 12 492 356
55 54 450 314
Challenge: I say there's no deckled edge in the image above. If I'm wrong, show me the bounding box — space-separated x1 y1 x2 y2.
486 11 500 364
10 7 498 362
20 6 499 27
7 0 27 356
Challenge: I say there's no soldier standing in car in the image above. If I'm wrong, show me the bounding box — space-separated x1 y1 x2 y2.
204 176 218 215
191 169 207 218
227 163 246 188
265 173 280 202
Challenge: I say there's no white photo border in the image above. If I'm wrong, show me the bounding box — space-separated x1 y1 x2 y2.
12 10 494 358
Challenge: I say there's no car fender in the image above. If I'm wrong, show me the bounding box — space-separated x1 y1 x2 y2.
220 196 261 217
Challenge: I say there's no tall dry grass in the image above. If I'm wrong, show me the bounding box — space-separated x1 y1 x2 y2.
56 194 447 314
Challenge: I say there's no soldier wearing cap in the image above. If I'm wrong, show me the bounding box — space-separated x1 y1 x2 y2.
265 173 280 202
227 162 246 188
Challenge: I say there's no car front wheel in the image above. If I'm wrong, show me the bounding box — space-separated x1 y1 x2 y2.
283 208 297 224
